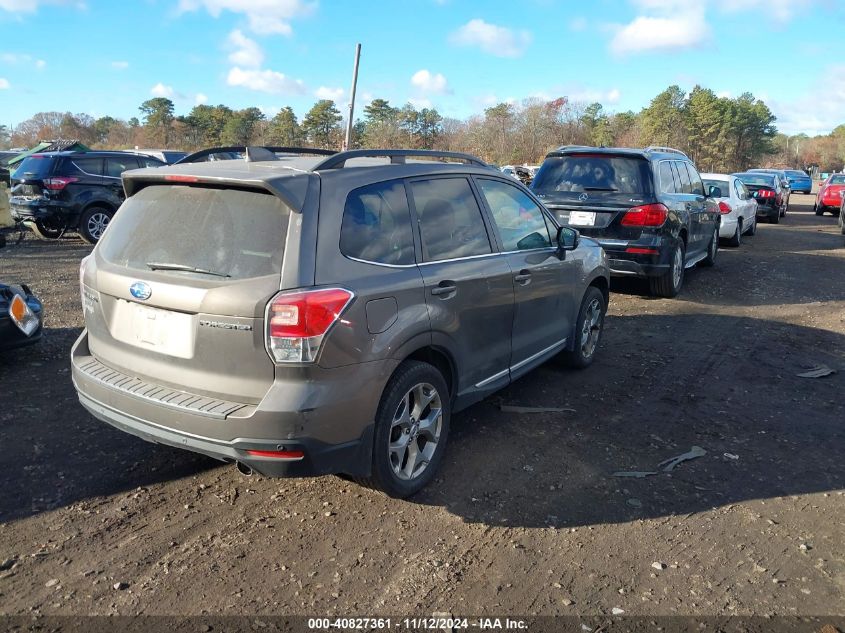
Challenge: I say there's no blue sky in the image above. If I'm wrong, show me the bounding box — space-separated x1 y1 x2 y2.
1 0 844 135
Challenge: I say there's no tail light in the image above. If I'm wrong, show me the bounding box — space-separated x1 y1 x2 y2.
266 288 354 363
718 201 732 214
43 176 79 191
621 203 668 227
755 190 775 199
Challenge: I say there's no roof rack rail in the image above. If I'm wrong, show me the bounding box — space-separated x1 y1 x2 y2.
176 146 337 164
644 146 689 158
313 149 489 170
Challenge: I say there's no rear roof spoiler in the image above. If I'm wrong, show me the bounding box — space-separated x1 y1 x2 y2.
176 146 337 164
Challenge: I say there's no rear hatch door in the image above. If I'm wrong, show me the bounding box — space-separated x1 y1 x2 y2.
531 153 654 237
9 154 57 197
83 183 300 404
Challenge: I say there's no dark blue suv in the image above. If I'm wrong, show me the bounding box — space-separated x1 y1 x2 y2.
531 146 721 297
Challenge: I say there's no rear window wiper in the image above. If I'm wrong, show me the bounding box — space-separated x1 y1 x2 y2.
583 186 619 192
146 262 231 277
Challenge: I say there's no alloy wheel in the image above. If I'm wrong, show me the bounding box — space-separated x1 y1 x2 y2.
86 212 111 241
580 298 603 359
388 382 443 481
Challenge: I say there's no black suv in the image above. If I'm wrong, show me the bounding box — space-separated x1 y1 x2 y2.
9 151 165 243
531 146 721 297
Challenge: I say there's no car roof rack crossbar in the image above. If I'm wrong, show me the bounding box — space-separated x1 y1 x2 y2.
313 149 489 170
644 146 689 158
176 146 337 164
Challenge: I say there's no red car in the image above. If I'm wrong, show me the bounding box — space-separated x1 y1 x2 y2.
815 174 845 215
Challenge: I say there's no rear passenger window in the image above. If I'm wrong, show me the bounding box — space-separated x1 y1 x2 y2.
409 178 492 262
72 158 104 176
340 180 415 266
686 163 705 196
106 156 140 178
674 161 692 194
476 178 551 251
658 162 676 194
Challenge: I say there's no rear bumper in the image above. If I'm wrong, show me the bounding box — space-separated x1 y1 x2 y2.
71 330 394 477
0 315 43 351
9 197 73 223
718 216 738 238
596 236 673 278
756 205 779 219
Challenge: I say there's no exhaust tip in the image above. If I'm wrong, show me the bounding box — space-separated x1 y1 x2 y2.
236 461 253 476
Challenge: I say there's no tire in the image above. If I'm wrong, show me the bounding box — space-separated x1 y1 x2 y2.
649 240 685 298
701 226 719 267
746 215 757 236
815 205 824 216
561 286 606 369
30 219 63 240
727 219 742 247
78 206 113 244
357 361 450 498
770 212 779 224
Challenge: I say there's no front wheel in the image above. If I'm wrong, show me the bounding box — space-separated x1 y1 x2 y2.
79 206 113 244
649 240 685 298
561 286 606 369
701 226 719 266
358 361 450 498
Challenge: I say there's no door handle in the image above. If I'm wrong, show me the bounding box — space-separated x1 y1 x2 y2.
431 282 457 297
514 270 532 285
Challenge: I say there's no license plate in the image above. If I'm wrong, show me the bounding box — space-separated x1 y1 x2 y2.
569 211 596 226
111 300 195 359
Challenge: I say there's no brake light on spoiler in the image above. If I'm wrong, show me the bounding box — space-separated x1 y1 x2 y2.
266 288 354 363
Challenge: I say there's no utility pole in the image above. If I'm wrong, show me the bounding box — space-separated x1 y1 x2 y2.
343 43 362 151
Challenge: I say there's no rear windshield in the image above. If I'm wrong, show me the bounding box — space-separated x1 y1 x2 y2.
829 175 845 184
532 154 652 196
736 174 775 187
98 185 290 280
786 170 808 178
12 155 56 179
703 179 730 197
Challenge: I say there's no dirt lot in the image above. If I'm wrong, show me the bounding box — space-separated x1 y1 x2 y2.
0 194 843 622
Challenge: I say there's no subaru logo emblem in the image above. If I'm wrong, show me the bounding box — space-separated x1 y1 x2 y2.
578 193 589 201
129 282 151 301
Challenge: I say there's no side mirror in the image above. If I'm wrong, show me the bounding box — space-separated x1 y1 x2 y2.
557 226 580 252
708 185 722 198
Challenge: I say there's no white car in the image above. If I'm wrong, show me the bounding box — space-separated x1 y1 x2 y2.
702 172 758 246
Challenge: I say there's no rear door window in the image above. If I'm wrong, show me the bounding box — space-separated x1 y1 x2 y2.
106 156 141 178
98 185 291 280
340 180 415 265
686 163 705 196
674 161 693 194
72 158 105 176
409 177 492 262
476 178 552 251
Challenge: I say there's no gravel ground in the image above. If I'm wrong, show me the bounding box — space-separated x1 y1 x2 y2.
0 193 843 621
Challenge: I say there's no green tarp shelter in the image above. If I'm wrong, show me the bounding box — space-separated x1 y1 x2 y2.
6 139 91 167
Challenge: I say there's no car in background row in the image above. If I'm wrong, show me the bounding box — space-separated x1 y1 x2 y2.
127 149 188 165
72 147 610 498
0 282 43 351
702 173 757 246
0 150 19 186
734 172 783 224
749 169 791 215
531 145 720 298
784 169 813 195
9 151 165 243
815 174 845 216
839 196 845 235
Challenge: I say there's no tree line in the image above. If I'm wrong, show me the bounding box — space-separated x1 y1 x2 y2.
2 85 843 172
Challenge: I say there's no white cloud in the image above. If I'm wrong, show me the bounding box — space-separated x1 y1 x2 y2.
226 29 263 68
177 0 316 35
1 52 46 69
609 7 709 55
606 88 621 104
150 82 175 98
0 0 79 13
713 0 813 24
0 77 9 89
227 67 306 95
408 97 433 110
195 92 208 105
450 19 532 58
771 64 845 135
410 69 451 95
35 59 46 69
111 60 129 69
314 86 344 101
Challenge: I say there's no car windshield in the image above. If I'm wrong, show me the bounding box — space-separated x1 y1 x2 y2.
703 179 730 198
736 174 775 187
12 155 56 179
532 154 652 195
98 185 292 280
828 175 845 184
